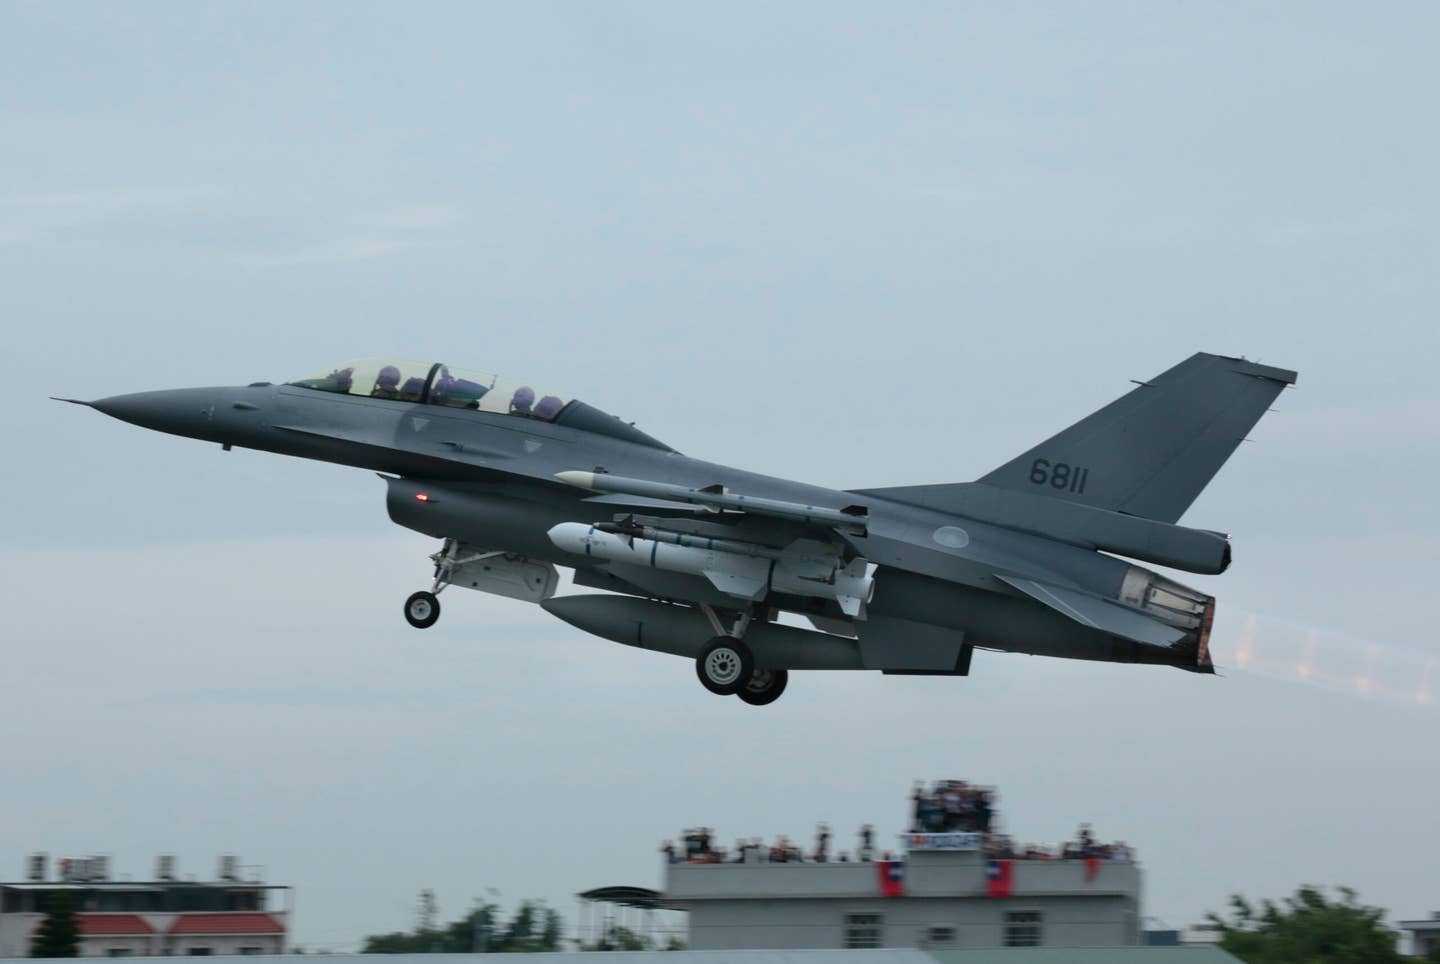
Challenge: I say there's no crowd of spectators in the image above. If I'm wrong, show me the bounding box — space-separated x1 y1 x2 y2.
664 824 878 865
984 823 1134 862
663 781 1136 866
910 779 995 834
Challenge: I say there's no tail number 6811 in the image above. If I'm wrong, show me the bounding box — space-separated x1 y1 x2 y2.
1029 458 1089 495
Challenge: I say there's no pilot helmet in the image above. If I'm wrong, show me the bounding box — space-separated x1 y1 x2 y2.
510 385 536 414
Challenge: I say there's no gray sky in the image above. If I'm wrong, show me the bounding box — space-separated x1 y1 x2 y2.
3 0 1437 949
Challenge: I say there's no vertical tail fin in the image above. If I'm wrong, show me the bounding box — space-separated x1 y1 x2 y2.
975 353 1296 523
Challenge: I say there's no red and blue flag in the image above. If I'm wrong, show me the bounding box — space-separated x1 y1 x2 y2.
876 859 905 897
986 858 1013 898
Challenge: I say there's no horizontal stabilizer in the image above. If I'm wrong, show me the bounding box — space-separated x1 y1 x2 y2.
995 575 1187 649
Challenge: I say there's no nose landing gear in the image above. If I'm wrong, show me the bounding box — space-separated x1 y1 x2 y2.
401 538 560 629
404 590 441 629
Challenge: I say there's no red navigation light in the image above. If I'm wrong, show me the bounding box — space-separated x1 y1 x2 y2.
415 493 430 503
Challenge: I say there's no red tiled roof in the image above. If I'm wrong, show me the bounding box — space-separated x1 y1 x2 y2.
78 914 155 936
169 913 284 935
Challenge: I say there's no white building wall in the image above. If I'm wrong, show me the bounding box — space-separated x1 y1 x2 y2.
667 851 1142 951
685 895 1137 950
81 935 156 957
168 935 284 956
0 912 286 958
0 914 39 958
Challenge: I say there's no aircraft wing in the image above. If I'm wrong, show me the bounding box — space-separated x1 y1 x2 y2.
993 574 1188 648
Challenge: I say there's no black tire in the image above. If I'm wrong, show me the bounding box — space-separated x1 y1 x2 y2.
695 636 754 695
404 590 441 629
737 668 788 706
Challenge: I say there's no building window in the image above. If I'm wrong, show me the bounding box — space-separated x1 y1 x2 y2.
926 926 956 947
186 949 213 956
844 913 883 949
107 950 134 957
1005 910 1042 947
238 949 263 956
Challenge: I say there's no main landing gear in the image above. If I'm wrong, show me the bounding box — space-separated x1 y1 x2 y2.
695 636 753 695
403 542 458 629
694 605 788 706
738 667 788 706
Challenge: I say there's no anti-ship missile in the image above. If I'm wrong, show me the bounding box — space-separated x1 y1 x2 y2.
546 521 876 616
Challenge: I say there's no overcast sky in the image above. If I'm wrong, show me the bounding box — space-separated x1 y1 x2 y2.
3 0 1437 950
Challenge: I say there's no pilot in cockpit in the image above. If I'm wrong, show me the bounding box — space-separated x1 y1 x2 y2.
371 365 402 400
510 386 536 416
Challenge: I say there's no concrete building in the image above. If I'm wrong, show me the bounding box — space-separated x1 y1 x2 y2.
0 949 1247 964
1398 911 1440 957
0 854 291 957
664 837 1141 951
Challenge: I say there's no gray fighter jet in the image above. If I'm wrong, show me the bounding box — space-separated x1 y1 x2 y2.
58 353 1295 705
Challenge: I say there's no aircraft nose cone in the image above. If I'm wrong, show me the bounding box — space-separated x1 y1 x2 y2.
91 388 221 440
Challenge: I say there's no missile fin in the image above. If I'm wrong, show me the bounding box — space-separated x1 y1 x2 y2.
702 569 767 600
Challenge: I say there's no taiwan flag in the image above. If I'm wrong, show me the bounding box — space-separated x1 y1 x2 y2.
985 859 1014 898
877 859 905 897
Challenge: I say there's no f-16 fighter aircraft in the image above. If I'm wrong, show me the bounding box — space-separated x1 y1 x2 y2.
58 353 1295 705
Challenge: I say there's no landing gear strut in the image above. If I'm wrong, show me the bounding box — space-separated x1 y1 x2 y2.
402 539 501 630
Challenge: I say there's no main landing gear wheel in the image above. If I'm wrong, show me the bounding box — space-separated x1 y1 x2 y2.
404 590 441 629
696 636 754 695
737 668 788 706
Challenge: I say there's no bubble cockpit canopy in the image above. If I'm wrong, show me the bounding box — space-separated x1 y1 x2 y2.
285 358 672 450
287 359 572 420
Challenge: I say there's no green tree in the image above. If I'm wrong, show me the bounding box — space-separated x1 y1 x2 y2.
30 892 81 958
1206 886 1402 964
540 908 563 952
501 901 537 951
361 895 560 953
585 924 649 952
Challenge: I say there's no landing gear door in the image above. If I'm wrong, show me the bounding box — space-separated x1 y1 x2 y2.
438 545 559 603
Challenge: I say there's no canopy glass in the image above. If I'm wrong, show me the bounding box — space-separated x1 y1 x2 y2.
287 359 572 422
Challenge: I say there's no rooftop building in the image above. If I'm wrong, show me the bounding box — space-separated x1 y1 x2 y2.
0 854 291 958
1398 911 1440 958
597 779 1145 952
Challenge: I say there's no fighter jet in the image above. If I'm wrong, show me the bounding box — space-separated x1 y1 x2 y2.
58 353 1295 705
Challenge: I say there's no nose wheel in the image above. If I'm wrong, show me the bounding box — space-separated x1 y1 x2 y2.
404 590 440 629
